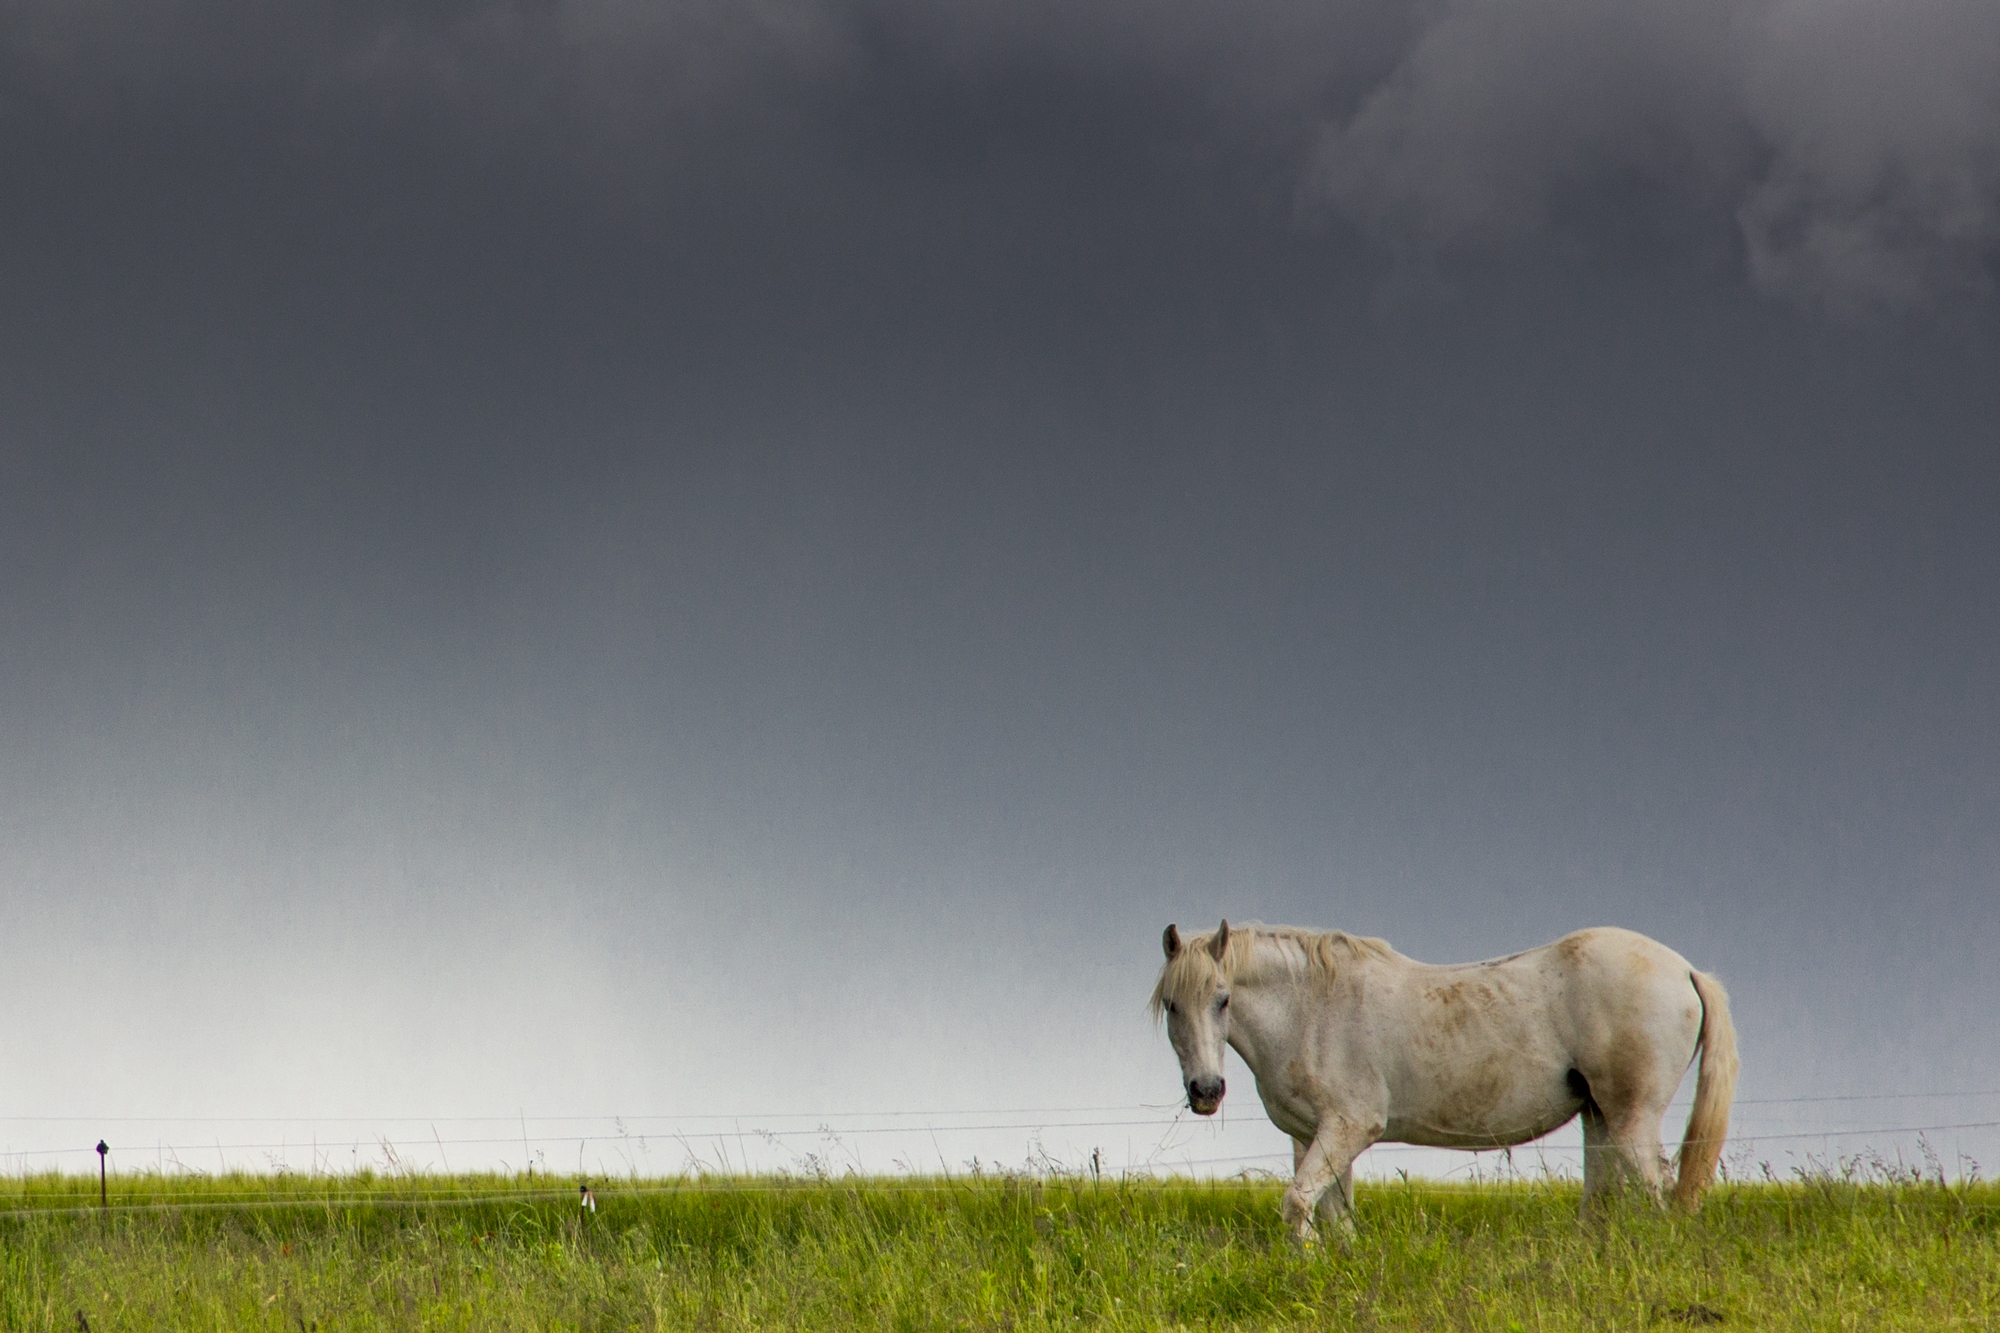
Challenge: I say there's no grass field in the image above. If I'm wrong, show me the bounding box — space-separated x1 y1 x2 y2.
0 1171 1994 1330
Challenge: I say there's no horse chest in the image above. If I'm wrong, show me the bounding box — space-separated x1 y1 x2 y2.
1251 1058 1342 1141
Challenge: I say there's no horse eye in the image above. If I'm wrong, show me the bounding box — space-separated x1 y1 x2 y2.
1217 994 1229 1010
1166 1001 1178 1016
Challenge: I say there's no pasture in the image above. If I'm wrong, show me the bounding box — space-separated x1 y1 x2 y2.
0 1171 1993 1330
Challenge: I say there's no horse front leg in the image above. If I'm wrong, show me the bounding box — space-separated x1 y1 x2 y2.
1321 1163 1356 1232
1283 1119 1373 1243
1292 1138 1353 1230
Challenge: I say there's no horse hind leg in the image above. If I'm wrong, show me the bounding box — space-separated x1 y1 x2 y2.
1580 1104 1668 1216
1580 1103 1614 1212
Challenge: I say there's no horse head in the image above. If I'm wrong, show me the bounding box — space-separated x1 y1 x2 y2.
1155 919 1232 1115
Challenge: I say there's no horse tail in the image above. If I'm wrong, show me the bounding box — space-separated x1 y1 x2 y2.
1672 968 1739 1210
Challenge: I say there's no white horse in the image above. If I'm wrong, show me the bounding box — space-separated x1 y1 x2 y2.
1153 921 1737 1238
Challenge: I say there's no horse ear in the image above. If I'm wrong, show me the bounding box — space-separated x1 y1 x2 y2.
1163 924 1182 959
1207 919 1230 960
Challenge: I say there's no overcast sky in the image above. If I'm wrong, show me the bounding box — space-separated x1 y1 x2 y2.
2 0 1997 1181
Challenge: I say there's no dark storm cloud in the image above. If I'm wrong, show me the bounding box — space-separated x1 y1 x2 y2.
1312 0 2000 309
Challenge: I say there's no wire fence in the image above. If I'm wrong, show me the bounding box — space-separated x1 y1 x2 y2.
6 1086 1996 1127
1 1087 1995 1198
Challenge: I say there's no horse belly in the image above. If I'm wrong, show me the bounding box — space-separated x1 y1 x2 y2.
1386 1012 1583 1149
1387 1061 1582 1148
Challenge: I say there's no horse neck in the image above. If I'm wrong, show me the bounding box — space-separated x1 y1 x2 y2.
1221 952 1314 1076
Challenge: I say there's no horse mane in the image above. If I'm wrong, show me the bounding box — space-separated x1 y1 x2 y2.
1149 923 1396 1018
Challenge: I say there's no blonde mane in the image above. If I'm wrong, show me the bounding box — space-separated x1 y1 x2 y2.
1149 923 1395 1018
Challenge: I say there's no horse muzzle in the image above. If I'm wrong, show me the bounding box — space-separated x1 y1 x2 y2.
1186 1077 1225 1116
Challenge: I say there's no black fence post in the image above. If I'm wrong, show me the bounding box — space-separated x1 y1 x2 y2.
96 1141 108 1210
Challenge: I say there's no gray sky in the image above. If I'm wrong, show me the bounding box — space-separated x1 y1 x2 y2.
2 0 1997 1181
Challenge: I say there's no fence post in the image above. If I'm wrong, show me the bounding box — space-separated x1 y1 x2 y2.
96 1141 108 1210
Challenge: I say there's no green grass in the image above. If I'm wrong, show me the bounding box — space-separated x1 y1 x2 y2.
0 1172 1994 1329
